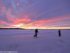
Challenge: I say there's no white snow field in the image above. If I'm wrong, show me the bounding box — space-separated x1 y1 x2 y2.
0 29 70 53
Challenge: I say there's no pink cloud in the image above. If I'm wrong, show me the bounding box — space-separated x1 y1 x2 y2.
25 16 70 27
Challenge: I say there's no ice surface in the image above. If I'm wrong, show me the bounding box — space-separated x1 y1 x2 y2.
0 29 70 53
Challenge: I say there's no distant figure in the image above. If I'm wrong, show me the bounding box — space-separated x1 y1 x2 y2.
58 29 61 37
34 29 38 38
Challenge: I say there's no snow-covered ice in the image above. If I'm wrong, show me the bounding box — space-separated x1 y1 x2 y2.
0 29 70 53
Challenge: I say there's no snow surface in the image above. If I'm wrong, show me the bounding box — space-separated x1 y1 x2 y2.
0 29 70 53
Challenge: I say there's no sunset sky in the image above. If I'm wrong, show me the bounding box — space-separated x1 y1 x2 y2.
0 0 70 29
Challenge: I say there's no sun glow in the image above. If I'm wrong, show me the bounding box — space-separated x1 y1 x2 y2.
12 23 24 28
21 26 70 29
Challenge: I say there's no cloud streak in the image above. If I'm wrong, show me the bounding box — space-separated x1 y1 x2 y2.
0 0 70 29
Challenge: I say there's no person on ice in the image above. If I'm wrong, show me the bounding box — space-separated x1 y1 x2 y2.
58 29 61 37
34 29 38 38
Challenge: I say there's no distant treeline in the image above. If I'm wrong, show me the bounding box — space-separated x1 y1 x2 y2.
0 28 24 30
